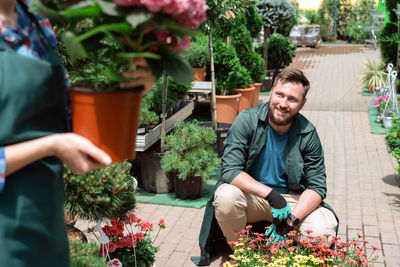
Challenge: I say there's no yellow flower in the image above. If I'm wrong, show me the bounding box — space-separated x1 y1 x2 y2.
268 264 274 267
292 263 300 267
254 254 260 259
222 262 232 267
294 255 303 263
275 259 283 265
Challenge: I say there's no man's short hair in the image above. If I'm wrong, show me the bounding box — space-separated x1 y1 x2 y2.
272 69 310 97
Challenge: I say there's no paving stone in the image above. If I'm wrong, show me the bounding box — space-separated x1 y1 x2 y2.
165 251 189 267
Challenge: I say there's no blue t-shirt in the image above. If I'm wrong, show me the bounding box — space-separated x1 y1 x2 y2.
248 124 289 194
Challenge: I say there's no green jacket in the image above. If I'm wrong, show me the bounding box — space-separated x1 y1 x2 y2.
191 102 338 266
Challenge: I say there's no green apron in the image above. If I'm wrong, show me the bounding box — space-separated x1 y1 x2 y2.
0 3 70 266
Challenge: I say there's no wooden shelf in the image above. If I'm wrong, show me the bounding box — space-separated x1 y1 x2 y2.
135 101 195 151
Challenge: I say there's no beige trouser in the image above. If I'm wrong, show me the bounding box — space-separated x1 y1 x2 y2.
213 183 338 243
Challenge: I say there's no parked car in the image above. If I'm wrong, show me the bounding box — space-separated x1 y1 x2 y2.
289 25 321 47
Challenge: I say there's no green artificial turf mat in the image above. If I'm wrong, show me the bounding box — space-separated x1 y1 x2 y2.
135 170 221 209
368 107 387 134
362 87 373 96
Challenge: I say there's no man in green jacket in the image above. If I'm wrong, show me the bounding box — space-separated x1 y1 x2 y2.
192 69 338 266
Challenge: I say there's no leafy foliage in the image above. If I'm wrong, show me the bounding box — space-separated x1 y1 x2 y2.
33 0 198 86
160 120 221 180
231 22 265 83
267 33 297 70
64 161 136 221
144 76 191 113
245 5 263 38
139 102 159 127
256 0 296 32
183 35 210 68
70 240 106 267
213 39 252 95
379 22 399 67
360 60 387 93
386 115 400 173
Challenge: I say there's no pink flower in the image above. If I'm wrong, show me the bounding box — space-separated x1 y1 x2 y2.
140 220 153 231
177 36 191 51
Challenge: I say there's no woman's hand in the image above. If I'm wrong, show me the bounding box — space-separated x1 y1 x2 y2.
52 133 112 174
120 58 156 96
4 133 111 176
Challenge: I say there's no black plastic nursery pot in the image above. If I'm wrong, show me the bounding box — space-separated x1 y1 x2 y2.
174 175 203 200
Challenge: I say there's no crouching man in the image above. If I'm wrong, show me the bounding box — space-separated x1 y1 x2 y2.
191 69 338 266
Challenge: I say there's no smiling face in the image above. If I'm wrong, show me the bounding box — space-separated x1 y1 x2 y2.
268 79 307 131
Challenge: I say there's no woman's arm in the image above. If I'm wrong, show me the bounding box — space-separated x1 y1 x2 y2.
4 133 111 176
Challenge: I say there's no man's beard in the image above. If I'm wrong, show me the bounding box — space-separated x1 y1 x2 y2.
268 105 297 126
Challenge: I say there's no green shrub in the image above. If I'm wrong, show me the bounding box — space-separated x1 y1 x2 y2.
386 115 400 173
231 23 266 83
267 33 297 70
245 6 263 38
70 240 106 267
139 103 159 127
64 161 136 221
379 22 399 67
183 36 210 68
146 76 191 113
213 39 252 95
161 120 221 180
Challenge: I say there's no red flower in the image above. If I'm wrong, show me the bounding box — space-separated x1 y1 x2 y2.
371 245 380 250
158 219 166 229
140 220 153 232
305 229 313 234
136 232 144 241
347 259 357 265
360 258 368 264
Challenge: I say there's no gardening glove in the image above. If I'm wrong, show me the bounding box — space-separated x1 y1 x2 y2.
265 223 286 244
264 189 291 221
265 220 294 244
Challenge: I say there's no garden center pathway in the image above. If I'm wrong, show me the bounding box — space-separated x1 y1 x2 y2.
77 44 400 266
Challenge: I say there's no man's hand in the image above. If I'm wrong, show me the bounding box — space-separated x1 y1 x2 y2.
265 189 291 221
265 220 294 244
120 58 156 96
265 223 285 244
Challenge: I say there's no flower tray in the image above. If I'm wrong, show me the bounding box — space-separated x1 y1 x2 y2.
135 101 195 151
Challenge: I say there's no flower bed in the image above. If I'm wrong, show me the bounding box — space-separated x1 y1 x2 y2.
223 225 379 267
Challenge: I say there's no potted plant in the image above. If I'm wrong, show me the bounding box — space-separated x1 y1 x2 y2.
98 214 166 267
360 59 387 93
213 39 252 123
183 36 210 81
231 17 265 109
138 103 159 134
160 121 221 200
34 0 206 162
63 161 136 222
385 115 400 174
256 33 297 91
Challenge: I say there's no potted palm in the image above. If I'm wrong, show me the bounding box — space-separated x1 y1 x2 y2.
160 121 221 200
360 59 387 93
183 36 210 81
33 0 206 162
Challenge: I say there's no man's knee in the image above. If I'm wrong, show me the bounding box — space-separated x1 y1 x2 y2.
299 207 338 242
213 183 246 220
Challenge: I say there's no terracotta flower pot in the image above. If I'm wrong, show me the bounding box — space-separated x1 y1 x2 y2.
252 83 262 107
69 87 143 163
193 67 207 81
212 93 241 124
235 85 256 114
